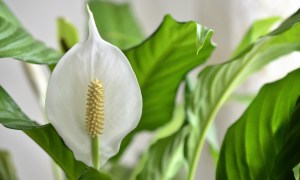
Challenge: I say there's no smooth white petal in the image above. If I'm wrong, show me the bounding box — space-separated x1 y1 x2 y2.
46 6 142 167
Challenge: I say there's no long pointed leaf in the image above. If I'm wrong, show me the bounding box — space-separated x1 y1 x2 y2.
116 15 215 159
0 150 18 180
0 0 61 64
231 17 281 57
186 9 300 179
217 68 300 179
130 105 187 180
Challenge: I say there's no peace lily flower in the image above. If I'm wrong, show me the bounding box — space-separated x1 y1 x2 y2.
45 6 142 168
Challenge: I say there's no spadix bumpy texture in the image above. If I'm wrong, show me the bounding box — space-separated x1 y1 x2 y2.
86 79 104 137
45 7 142 167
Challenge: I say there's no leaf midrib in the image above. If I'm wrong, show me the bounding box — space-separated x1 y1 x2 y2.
188 37 267 179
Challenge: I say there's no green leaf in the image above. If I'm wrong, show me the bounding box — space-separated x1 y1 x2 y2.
116 15 215 159
293 164 300 180
0 150 18 180
89 0 144 49
231 17 281 57
57 17 79 52
216 69 300 180
127 15 214 130
24 125 88 180
0 86 109 180
133 126 189 180
185 9 300 180
107 165 132 180
130 105 187 180
206 122 219 164
78 168 111 180
293 163 300 180
0 0 20 26
0 85 38 129
270 98 300 179
185 76 220 164
269 9 300 36
0 0 61 64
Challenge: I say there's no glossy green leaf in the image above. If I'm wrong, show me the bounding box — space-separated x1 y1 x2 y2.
0 86 109 180
295 163 300 180
185 75 220 164
270 98 300 179
269 9 300 36
231 17 281 57
57 17 79 52
0 0 20 26
24 125 89 180
0 86 38 129
185 76 220 164
0 150 18 180
130 105 187 180
133 126 189 180
127 14 214 129
206 122 219 164
185 9 300 180
116 15 215 159
217 69 300 180
0 0 61 64
299 167 300 179
89 0 144 49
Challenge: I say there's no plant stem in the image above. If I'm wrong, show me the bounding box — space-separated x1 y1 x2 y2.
91 136 100 169
187 124 209 180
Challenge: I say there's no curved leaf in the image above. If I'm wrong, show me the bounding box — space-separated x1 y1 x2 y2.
0 0 20 26
116 15 215 158
0 0 61 64
293 163 300 180
57 17 79 52
134 126 189 180
0 150 18 180
206 17 280 164
89 0 144 49
0 86 109 180
217 69 300 180
130 105 187 180
127 15 214 131
186 8 300 179
0 86 37 129
24 125 88 180
270 99 300 179
231 17 281 57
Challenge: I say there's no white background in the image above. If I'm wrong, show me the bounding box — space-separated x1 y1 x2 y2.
1 0 300 179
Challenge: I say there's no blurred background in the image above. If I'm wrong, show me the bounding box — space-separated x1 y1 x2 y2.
1 0 300 179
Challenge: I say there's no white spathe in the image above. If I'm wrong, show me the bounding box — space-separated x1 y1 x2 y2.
45 7 142 167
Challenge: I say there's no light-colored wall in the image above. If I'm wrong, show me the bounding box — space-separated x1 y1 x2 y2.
1 0 300 180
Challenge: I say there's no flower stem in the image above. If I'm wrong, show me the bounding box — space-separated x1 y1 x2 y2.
91 136 100 169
